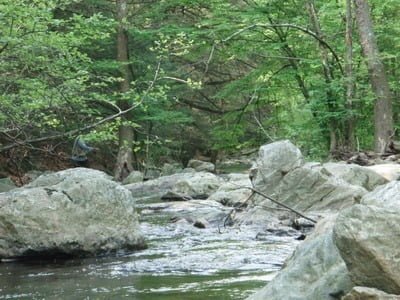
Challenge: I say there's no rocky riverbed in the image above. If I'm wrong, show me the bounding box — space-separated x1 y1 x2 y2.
0 196 300 299
2 140 400 299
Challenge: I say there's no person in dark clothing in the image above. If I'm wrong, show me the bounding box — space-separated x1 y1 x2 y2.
71 136 96 167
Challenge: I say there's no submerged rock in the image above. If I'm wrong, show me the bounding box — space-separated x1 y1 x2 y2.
0 168 145 259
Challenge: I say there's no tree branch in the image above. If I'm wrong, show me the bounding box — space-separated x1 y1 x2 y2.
0 61 163 153
220 23 344 75
0 101 142 152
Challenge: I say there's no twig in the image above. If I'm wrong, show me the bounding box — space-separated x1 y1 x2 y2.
159 76 189 84
204 43 216 74
253 110 275 141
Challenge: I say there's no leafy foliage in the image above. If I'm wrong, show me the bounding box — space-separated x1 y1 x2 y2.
1 0 399 171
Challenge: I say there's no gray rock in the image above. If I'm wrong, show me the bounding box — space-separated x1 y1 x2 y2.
247 215 353 300
249 141 366 219
125 172 223 200
180 167 196 173
187 159 215 172
161 163 183 176
207 173 253 206
366 164 400 181
252 140 304 191
142 200 228 224
361 181 400 210
122 170 144 185
161 191 192 201
322 162 388 191
144 168 161 181
0 168 145 259
342 286 400 300
334 195 400 294
27 168 112 187
217 158 254 174
269 166 366 212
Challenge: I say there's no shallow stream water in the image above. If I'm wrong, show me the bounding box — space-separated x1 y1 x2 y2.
0 199 299 299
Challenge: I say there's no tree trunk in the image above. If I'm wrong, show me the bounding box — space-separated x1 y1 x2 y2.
353 0 393 153
345 0 356 151
114 0 134 181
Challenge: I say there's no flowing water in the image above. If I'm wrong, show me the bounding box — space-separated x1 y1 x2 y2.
0 200 299 299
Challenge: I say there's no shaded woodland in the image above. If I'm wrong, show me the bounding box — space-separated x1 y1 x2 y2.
1 0 400 179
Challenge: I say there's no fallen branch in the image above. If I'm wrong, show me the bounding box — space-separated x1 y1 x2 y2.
220 183 317 231
244 186 317 224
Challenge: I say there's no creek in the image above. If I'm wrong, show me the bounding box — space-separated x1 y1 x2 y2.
0 197 299 299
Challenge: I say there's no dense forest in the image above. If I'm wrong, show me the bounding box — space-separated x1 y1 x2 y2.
1 0 399 179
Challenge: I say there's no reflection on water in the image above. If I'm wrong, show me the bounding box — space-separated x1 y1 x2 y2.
0 205 299 299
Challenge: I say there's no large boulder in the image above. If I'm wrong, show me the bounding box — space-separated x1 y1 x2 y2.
247 215 353 300
249 141 366 218
342 287 400 300
366 164 400 181
0 168 145 259
27 168 111 187
252 140 304 191
322 162 387 191
125 172 223 200
269 165 366 212
334 181 400 294
362 181 400 209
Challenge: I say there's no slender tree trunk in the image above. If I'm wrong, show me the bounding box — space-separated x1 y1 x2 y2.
306 0 338 154
353 0 393 153
115 0 134 181
345 0 356 151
